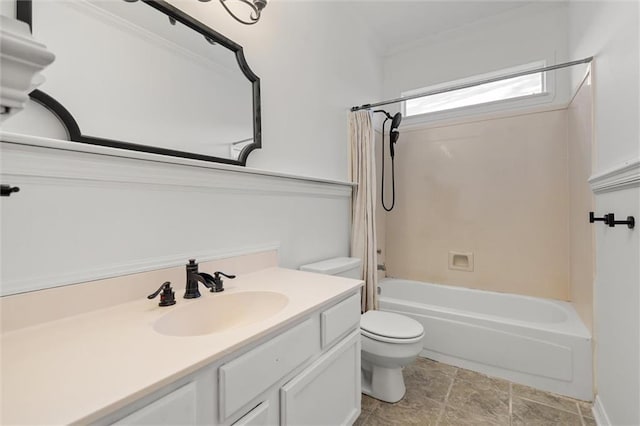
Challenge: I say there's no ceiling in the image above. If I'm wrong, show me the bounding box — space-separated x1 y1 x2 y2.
337 1 539 55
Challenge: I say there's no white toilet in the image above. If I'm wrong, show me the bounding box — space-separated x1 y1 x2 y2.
300 257 425 403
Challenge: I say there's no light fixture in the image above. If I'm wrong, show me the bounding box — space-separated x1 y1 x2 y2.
198 0 267 25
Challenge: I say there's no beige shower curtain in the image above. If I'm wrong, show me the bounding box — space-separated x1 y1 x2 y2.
348 110 378 312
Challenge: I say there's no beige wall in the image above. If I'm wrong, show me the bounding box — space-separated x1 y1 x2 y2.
568 76 594 330
383 110 571 300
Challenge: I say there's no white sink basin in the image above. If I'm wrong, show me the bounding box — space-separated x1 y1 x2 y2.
153 291 289 337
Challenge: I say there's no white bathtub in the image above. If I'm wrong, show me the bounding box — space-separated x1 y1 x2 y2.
379 278 592 401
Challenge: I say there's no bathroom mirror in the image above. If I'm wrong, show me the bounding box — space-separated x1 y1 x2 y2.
16 0 261 166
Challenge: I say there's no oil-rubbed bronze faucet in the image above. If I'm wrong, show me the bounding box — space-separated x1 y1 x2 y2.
185 259 212 298
184 259 236 298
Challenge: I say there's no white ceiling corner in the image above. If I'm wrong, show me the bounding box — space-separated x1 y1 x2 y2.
336 1 564 56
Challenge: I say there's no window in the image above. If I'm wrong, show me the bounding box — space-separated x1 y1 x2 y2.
403 61 547 118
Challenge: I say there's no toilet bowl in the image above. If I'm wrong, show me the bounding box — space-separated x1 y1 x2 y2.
299 257 425 403
360 310 424 402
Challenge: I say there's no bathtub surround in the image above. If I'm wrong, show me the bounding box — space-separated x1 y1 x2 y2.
380 84 595 317
378 278 592 401
348 110 378 311
384 109 572 300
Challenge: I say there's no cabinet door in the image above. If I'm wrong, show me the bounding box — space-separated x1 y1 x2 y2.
280 330 361 426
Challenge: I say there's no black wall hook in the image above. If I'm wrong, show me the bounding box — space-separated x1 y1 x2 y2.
589 212 609 225
606 213 635 229
1 185 20 197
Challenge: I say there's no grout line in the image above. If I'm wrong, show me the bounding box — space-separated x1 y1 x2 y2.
577 402 586 426
515 396 582 416
422 359 592 425
509 382 513 426
435 367 458 425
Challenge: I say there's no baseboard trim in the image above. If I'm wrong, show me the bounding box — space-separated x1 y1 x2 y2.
592 395 611 426
589 158 640 193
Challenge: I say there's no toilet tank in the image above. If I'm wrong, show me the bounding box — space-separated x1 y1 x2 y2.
300 257 362 279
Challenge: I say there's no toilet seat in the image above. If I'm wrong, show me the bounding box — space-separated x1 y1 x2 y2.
361 311 424 344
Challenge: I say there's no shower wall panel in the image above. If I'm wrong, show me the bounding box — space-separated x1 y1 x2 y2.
383 109 570 300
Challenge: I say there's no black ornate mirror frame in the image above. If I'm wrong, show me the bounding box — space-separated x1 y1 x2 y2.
16 0 261 166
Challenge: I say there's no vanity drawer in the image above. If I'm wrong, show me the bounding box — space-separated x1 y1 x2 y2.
112 382 197 425
219 318 316 421
321 293 360 349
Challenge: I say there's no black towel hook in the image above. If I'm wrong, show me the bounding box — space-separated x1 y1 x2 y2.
589 212 609 225
1 185 20 197
606 213 635 229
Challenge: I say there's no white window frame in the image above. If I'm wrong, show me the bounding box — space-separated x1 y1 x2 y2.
401 60 555 124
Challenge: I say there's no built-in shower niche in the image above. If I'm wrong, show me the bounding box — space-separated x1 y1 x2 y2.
448 251 474 272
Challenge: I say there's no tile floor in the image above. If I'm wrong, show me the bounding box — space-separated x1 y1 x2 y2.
355 358 595 426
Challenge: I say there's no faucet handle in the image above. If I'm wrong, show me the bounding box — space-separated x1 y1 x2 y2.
147 281 176 306
215 271 236 279
210 271 235 293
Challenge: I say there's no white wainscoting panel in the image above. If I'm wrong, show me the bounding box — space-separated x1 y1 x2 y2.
1 135 353 295
589 157 640 425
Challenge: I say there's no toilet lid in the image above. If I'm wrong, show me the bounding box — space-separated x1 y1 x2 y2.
360 310 424 340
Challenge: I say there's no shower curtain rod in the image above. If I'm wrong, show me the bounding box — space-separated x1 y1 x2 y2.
350 56 593 112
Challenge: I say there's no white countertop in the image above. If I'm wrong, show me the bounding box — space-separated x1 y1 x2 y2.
0 267 362 425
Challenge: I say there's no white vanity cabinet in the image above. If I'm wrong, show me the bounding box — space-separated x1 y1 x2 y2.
103 291 361 426
220 292 362 426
